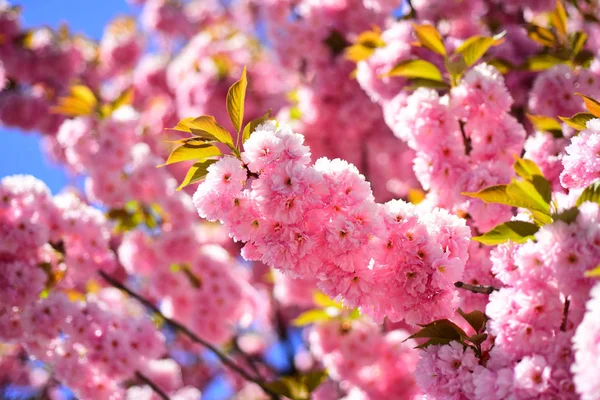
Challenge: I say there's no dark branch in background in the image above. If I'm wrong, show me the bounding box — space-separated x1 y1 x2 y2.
459 121 472 156
274 304 299 376
405 0 417 19
454 281 499 295
98 271 281 400
561 296 571 332
242 163 259 179
231 337 277 380
136 371 170 400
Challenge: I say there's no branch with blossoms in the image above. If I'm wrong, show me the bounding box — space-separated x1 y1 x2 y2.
98 271 282 400
135 371 170 400
454 281 499 295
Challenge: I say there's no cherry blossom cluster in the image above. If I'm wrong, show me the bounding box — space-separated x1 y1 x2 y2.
0 175 168 398
119 229 259 344
413 200 600 399
308 319 420 399
256 0 419 200
193 120 471 324
3 0 600 398
386 63 525 232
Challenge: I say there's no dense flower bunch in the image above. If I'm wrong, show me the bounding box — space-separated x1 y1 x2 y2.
0 175 167 398
308 319 420 398
2 0 600 399
194 120 471 324
572 282 600 399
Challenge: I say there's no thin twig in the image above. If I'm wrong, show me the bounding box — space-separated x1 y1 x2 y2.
98 271 281 400
560 296 570 332
136 371 170 400
459 121 472 156
274 304 298 376
405 0 417 19
454 281 499 295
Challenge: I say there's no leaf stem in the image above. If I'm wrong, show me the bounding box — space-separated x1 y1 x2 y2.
454 281 499 294
98 271 281 400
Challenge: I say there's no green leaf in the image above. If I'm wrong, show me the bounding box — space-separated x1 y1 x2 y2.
169 116 234 148
264 377 302 400
160 143 221 167
513 157 544 180
457 309 488 333
506 179 551 215
165 137 216 146
585 265 600 278
455 32 505 67
512 157 553 207
522 54 567 71
191 115 235 147
170 117 197 133
462 185 512 205
404 78 450 90
462 179 551 216
177 159 218 190
51 84 98 117
574 49 595 67
100 87 134 117
412 24 446 56
384 59 443 82
575 93 600 118
571 31 588 57
559 112 595 131
486 58 513 74
530 210 554 226
242 109 271 144
302 370 328 393
469 333 488 345
576 181 600 206
293 309 332 327
526 24 557 47
106 206 144 233
445 55 468 84
473 220 539 245
551 1 568 39
313 291 343 309
345 44 377 62
529 176 553 206
347 307 361 320
408 319 467 349
265 371 328 400
344 28 385 62
226 66 248 133
552 207 580 224
526 114 563 135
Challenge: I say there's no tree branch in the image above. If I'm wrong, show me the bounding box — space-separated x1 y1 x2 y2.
454 281 499 295
136 371 170 400
459 121 472 156
405 0 417 19
98 271 281 400
560 296 570 332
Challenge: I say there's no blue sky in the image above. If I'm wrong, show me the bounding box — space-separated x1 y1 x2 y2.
1 0 134 193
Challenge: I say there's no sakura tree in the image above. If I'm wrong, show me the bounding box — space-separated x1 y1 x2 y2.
1 0 600 399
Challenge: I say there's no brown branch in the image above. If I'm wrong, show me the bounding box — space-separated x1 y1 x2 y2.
98 271 281 400
454 281 499 295
459 121 472 156
136 371 170 400
405 0 417 19
561 296 570 332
